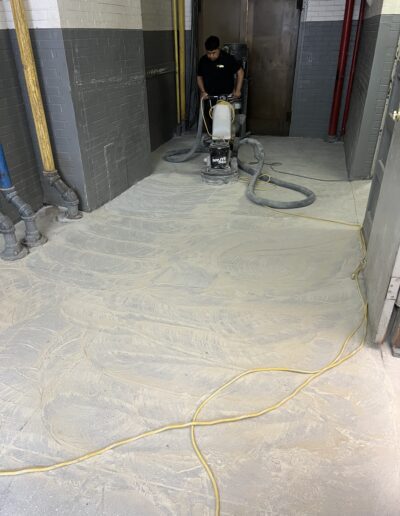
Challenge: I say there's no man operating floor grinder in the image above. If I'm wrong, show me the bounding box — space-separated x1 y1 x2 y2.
164 36 316 209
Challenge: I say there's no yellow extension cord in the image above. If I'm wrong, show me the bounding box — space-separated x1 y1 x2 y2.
209 100 236 122
0 175 368 516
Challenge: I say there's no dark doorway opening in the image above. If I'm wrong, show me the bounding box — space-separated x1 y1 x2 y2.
198 0 301 135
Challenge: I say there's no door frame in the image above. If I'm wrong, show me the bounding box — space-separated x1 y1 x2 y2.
196 0 302 134
364 39 400 243
364 120 400 345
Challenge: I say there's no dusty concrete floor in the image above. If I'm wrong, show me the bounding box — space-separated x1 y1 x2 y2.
0 137 399 515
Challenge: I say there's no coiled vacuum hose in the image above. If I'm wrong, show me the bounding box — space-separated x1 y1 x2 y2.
163 102 316 209
238 138 316 209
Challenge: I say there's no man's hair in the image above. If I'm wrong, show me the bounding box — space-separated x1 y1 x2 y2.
205 35 220 51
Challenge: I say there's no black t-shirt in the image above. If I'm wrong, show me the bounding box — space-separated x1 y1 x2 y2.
197 51 241 95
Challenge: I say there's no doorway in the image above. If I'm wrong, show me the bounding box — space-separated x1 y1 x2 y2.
197 0 301 135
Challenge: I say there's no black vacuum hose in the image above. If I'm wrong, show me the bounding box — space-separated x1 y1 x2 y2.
163 102 316 209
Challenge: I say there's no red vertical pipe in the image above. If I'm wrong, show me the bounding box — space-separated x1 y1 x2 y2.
328 0 356 139
341 0 366 136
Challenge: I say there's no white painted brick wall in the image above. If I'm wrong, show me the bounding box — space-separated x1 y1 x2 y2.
0 1 9 29
141 0 173 31
0 0 60 30
185 0 191 30
2 0 397 31
305 0 400 21
382 0 400 14
305 0 362 22
366 0 400 17
58 0 142 29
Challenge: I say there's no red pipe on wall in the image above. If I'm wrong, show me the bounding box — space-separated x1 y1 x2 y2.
341 0 366 136
328 0 356 139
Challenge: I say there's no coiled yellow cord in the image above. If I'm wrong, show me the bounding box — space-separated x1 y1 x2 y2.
0 179 368 516
203 99 235 140
209 100 236 121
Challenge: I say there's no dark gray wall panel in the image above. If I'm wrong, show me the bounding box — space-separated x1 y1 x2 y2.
290 20 357 138
0 29 43 222
63 29 151 210
143 31 176 150
143 30 175 68
8 28 88 210
344 14 400 179
343 16 380 179
146 73 177 150
28 29 88 209
3 28 154 216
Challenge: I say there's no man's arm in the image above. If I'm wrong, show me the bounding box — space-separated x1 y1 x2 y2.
233 68 244 98
197 76 208 99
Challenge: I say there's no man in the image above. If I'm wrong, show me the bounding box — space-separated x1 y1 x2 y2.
197 35 244 100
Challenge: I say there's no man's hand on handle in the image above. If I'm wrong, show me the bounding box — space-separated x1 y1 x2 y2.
231 89 242 99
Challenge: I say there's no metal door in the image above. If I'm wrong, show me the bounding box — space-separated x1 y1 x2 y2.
197 0 300 135
364 66 400 343
363 44 400 242
247 0 300 134
198 0 244 54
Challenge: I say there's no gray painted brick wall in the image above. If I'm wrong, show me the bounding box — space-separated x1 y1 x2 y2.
8 29 88 210
291 20 357 139
0 30 43 222
143 31 177 150
345 14 400 179
9 28 152 213
63 29 151 209
29 29 88 209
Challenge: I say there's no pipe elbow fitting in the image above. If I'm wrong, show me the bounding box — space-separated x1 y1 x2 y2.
45 170 78 204
44 170 82 220
2 188 35 219
61 188 80 206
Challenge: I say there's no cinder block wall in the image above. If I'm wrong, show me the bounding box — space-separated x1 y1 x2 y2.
141 0 177 150
57 0 151 210
1 0 152 215
344 0 400 179
290 0 361 139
